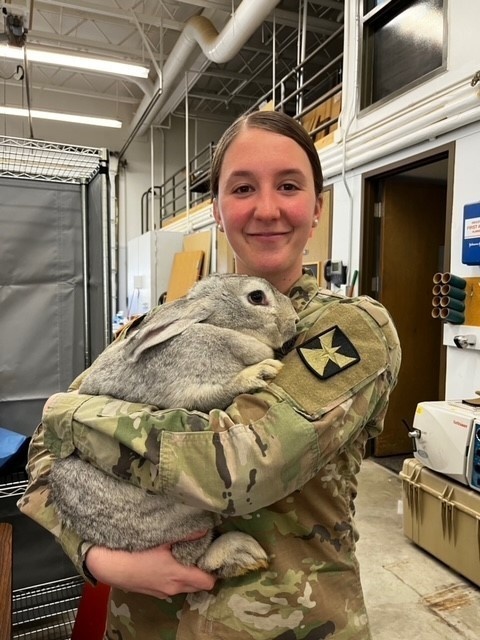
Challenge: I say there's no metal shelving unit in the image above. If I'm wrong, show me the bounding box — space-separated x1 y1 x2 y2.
1 472 82 639
12 576 83 640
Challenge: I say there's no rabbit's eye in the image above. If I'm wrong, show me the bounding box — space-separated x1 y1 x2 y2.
247 290 268 305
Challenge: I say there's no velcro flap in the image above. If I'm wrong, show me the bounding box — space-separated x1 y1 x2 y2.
270 302 388 417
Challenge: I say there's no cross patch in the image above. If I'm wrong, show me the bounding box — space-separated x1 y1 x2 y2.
297 325 360 380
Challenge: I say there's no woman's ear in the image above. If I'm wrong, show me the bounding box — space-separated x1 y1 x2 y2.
308 195 323 237
213 197 223 231
314 194 323 223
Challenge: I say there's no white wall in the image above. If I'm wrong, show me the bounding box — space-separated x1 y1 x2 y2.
325 119 480 399
444 129 480 398
318 0 480 400
116 115 227 311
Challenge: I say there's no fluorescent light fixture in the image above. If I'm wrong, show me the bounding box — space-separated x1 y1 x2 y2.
0 44 149 78
0 105 122 128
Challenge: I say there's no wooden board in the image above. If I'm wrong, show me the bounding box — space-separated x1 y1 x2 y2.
166 250 204 302
302 91 342 145
183 230 212 278
464 277 480 326
216 230 236 274
303 187 331 288
0 523 12 640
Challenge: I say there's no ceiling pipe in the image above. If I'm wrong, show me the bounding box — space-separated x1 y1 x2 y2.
118 0 281 158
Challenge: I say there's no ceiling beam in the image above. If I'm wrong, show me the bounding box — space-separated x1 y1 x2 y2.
34 0 187 30
25 28 158 65
188 90 255 107
0 77 139 104
199 68 273 85
308 0 344 10
162 1 336 34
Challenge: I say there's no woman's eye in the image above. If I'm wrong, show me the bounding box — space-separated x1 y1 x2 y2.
280 183 298 191
233 185 252 194
247 290 267 305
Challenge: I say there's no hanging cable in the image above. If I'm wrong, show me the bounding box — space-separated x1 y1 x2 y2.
0 64 24 81
22 47 34 138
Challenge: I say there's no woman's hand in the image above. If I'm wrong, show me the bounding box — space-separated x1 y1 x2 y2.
85 531 216 598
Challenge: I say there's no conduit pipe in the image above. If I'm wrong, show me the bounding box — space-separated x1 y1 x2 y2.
342 77 474 150
321 84 480 177
119 0 281 158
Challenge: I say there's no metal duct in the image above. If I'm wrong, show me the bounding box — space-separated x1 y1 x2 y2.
119 0 281 157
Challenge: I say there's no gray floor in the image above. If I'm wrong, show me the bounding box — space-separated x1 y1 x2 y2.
356 459 480 640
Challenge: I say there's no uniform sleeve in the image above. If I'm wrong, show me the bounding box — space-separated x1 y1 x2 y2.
17 420 95 581
37 297 400 517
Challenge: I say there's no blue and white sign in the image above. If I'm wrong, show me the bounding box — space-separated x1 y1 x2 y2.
463 203 480 265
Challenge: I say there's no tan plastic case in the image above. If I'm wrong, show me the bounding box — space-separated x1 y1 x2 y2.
400 458 480 587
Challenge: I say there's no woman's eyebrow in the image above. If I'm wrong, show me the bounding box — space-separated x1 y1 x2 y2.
225 170 254 180
276 168 307 179
225 168 307 180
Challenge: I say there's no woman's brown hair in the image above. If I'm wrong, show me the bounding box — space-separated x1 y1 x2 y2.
210 110 323 198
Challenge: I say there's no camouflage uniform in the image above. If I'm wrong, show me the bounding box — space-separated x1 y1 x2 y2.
18 273 401 640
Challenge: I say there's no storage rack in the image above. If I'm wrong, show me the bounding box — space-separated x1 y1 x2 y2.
0 472 83 639
0 134 111 637
0 136 102 183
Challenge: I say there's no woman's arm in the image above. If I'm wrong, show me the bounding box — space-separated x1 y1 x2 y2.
85 541 216 598
19 294 399 594
18 421 216 594
40 296 400 516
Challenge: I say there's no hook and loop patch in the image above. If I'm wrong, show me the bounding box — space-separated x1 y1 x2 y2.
297 325 360 380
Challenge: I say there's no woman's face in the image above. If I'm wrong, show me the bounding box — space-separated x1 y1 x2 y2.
213 126 322 293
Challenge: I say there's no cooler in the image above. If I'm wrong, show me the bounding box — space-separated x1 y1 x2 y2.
400 458 480 587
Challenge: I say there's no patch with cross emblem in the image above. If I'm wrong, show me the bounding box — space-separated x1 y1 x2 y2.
297 325 360 380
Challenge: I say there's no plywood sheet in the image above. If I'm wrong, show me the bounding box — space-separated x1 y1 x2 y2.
303 188 331 288
183 230 212 278
166 250 204 302
216 230 236 274
464 277 480 326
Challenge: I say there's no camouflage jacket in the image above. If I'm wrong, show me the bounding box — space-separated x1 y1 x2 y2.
18 273 401 640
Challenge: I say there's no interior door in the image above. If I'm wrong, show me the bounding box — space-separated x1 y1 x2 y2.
375 177 446 455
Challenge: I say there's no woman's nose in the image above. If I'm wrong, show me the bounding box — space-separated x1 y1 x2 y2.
253 190 280 220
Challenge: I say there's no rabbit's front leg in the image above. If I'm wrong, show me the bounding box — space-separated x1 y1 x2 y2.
232 358 284 393
195 531 269 578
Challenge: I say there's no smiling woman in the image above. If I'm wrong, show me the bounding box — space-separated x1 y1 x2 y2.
19 110 401 640
211 111 323 294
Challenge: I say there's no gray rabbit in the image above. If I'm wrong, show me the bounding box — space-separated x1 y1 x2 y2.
50 274 298 578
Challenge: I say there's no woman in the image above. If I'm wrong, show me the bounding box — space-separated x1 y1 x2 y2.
19 110 401 639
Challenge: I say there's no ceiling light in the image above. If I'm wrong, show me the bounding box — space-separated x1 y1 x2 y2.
0 106 122 128
0 44 149 78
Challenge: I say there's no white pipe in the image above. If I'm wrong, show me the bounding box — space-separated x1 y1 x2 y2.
150 126 155 231
321 81 479 174
130 0 281 140
342 80 475 154
340 0 360 287
347 93 479 165
185 72 190 229
321 101 480 178
272 10 276 107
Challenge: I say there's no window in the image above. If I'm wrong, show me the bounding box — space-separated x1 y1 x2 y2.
361 0 446 109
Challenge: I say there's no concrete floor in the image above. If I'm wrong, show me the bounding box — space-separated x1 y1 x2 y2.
356 459 480 640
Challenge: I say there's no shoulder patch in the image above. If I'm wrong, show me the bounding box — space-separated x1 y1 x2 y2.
297 326 360 380
270 302 389 417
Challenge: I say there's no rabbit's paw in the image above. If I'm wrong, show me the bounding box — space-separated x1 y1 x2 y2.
237 359 284 390
198 531 269 578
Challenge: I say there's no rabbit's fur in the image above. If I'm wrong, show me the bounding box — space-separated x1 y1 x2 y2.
50 274 298 578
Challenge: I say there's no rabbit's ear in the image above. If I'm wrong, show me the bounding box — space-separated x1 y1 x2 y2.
125 299 211 362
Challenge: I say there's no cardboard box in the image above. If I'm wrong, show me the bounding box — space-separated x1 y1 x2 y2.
400 458 480 587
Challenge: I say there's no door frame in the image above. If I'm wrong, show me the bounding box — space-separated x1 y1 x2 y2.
361 143 455 442
361 143 455 301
